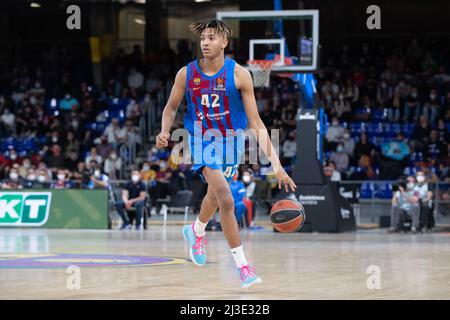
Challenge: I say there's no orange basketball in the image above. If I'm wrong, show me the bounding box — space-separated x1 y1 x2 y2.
270 199 305 233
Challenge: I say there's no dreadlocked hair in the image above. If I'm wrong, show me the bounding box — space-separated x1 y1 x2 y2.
189 18 233 39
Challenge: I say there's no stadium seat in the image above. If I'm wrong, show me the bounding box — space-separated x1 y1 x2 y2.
360 182 374 199
374 182 393 199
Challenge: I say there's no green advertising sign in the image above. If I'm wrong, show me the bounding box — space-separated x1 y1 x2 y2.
0 190 108 229
0 192 51 226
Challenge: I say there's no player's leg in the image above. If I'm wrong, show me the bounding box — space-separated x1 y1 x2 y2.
194 185 219 236
183 184 218 266
202 167 262 288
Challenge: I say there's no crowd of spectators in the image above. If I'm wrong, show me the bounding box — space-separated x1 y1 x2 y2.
0 38 449 217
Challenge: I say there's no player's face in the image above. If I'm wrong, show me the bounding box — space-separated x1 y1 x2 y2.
200 28 227 58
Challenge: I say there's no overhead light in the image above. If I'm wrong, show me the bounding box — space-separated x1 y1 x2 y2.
30 2 41 8
195 0 211 2
134 18 146 25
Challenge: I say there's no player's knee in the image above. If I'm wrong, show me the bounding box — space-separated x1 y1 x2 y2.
218 193 234 212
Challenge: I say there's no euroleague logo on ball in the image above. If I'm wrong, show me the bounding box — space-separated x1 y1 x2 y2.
270 199 305 233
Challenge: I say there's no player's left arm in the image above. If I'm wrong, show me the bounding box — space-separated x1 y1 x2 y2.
235 65 297 193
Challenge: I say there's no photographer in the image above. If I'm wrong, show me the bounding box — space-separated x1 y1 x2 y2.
388 176 420 234
86 160 109 190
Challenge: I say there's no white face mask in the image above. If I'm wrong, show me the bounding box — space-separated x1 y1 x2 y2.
159 163 167 170
242 175 251 184
94 170 100 178
143 165 150 171
416 175 425 183
10 172 19 180
111 154 117 160
57 174 65 181
336 146 344 153
407 182 415 190
28 174 36 181
52 137 58 143
343 133 350 139
23 162 31 169
10 154 17 160
38 175 46 182
131 175 140 183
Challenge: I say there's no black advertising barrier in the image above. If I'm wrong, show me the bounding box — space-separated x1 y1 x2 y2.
281 108 356 232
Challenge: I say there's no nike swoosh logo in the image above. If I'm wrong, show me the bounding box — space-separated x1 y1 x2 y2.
193 87 201 90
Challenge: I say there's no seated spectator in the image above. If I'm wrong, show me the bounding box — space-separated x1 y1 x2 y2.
104 150 122 180
414 171 434 232
436 119 449 145
86 161 109 190
411 115 431 152
59 93 79 112
64 131 80 157
424 129 446 162
123 119 142 152
380 133 410 179
126 99 141 124
323 160 342 182
326 116 345 150
349 155 376 180
330 143 349 173
1 168 25 189
341 128 355 158
403 86 421 122
0 108 16 135
51 169 71 189
388 176 420 234
85 147 103 166
115 170 147 230
5 148 23 167
354 132 375 160
47 144 66 169
422 89 440 124
65 149 80 171
96 135 113 160
103 118 125 149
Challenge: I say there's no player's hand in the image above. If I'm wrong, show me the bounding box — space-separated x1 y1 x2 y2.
156 131 170 149
274 167 297 193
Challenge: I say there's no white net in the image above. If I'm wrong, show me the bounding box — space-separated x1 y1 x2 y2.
247 60 275 88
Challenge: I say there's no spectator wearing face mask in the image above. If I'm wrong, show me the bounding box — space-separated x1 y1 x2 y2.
1 168 24 189
423 89 440 124
5 148 22 167
87 161 109 190
414 171 434 232
19 158 32 178
85 147 103 166
330 143 349 173
51 169 71 189
115 170 147 230
104 151 122 180
341 128 355 158
326 116 345 151
388 176 420 234
403 86 421 122
59 93 79 112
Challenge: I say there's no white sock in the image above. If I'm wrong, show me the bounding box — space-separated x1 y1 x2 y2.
230 245 248 268
193 217 207 237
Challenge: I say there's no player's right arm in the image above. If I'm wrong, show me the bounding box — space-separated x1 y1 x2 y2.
156 67 186 149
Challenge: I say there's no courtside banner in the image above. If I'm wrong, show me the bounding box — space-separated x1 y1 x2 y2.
0 190 108 229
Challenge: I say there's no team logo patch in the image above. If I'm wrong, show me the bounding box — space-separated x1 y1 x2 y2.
216 78 224 89
193 78 201 86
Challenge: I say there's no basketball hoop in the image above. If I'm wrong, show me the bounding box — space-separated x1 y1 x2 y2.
247 60 275 88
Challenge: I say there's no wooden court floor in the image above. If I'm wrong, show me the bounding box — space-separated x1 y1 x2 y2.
0 226 449 299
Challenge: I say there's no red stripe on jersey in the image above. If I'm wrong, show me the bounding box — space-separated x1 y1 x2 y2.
222 68 235 137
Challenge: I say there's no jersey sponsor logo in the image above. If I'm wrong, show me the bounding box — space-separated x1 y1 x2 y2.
193 77 201 86
196 112 204 120
193 87 201 90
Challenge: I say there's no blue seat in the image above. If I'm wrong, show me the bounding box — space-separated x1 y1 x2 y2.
375 182 393 199
360 182 374 199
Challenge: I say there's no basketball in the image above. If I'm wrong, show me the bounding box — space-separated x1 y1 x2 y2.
270 199 305 233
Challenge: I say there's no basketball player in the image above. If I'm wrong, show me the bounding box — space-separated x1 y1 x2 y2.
156 18 297 288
